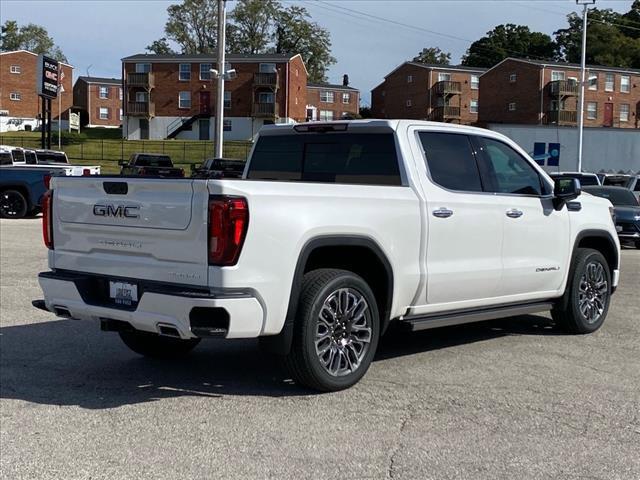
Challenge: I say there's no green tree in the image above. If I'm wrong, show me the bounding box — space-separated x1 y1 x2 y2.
0 20 67 62
162 0 219 54
229 0 279 54
146 37 176 55
555 7 640 68
413 47 451 65
273 5 336 83
621 0 640 39
462 24 556 68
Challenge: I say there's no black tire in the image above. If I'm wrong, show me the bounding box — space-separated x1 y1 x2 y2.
118 330 200 358
635 241 640 250
0 189 28 219
552 248 611 334
284 269 380 392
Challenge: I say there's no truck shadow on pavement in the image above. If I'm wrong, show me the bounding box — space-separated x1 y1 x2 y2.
0 314 559 408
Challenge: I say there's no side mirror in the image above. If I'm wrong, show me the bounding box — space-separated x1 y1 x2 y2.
553 177 581 210
190 163 198 172
118 160 128 167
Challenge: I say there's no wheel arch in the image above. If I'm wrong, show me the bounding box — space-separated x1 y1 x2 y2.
261 235 394 355
573 229 619 278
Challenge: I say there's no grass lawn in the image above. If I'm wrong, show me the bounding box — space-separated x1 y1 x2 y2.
0 129 252 174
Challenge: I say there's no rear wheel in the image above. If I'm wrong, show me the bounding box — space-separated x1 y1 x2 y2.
284 269 380 392
118 330 200 358
0 190 28 219
552 248 611 334
635 241 640 250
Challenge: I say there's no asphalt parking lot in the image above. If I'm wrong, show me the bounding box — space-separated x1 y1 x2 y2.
1 218 639 480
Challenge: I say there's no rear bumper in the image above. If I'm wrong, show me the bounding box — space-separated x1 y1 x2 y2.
37 271 264 339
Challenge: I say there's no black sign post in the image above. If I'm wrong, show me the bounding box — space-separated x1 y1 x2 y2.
36 54 59 150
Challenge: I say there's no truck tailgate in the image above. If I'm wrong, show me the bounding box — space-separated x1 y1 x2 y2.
50 177 210 287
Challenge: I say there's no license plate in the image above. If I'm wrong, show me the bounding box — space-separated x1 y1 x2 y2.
616 225 623 232
109 281 138 306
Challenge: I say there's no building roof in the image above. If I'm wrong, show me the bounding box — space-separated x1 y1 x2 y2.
0 49 74 68
76 76 121 85
121 52 299 63
307 82 359 92
489 57 640 75
406 62 488 73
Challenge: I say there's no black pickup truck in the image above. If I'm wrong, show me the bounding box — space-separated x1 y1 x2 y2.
119 153 184 178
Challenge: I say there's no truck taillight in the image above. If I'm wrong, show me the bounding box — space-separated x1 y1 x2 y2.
83 168 91 176
208 196 249 266
42 190 53 249
43 174 51 190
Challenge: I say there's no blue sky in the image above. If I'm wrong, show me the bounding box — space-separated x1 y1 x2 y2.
1 0 635 105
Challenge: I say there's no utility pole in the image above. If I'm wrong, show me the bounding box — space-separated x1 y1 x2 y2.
214 0 227 159
576 0 595 173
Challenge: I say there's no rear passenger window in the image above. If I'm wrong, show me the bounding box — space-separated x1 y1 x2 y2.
475 137 543 196
248 133 401 185
0 153 12 166
418 132 482 192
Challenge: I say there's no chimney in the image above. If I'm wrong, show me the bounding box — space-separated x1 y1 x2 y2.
343 74 349 87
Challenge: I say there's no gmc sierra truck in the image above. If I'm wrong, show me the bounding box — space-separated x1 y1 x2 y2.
34 120 621 391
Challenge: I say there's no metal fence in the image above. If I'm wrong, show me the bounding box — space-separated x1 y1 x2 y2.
0 136 253 172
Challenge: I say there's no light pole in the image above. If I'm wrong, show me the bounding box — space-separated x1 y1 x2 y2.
576 0 595 173
214 0 227 159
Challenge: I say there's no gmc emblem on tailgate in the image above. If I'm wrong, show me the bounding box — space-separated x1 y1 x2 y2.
93 204 140 219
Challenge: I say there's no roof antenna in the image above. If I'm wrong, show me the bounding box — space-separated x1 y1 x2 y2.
86 64 93 78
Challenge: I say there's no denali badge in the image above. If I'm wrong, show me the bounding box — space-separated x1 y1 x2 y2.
93 204 140 219
536 266 560 273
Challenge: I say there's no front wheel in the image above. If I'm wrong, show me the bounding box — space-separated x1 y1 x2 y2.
552 248 611 334
284 269 380 392
118 330 200 358
0 190 28 219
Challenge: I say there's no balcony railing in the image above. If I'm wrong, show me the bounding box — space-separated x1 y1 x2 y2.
549 80 579 96
127 102 155 117
429 106 461 121
433 81 462 95
546 109 577 125
253 72 278 87
127 72 154 89
252 102 279 117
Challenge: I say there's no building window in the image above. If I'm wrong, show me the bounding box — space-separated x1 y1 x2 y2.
135 63 151 73
119 88 123 100
224 91 231 109
470 99 478 113
319 110 334 121
320 91 334 103
99 107 109 120
588 74 598 90
258 92 274 103
407 75 413 83
551 71 565 82
135 91 148 103
381 91 386 97
509 73 517 83
406 99 412 107
99 86 109 99
621 75 630 93
342 92 350 104
605 73 615 92
438 72 451 82
508 102 516 111
470 75 479 90
620 104 630 122
587 102 597 120
119 108 123 120
200 63 212 80
179 63 191 81
178 91 191 109
550 99 566 111
223 119 232 131
10 65 20 74
259 63 276 73
9 92 21 101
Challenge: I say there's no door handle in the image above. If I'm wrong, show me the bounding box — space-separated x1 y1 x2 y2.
432 207 454 218
506 209 523 218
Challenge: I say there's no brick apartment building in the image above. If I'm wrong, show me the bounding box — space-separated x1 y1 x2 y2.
479 58 640 129
73 76 122 128
0 50 73 132
121 53 307 141
371 62 486 124
305 77 360 121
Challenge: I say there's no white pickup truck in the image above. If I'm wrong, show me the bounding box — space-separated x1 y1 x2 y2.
35 120 621 391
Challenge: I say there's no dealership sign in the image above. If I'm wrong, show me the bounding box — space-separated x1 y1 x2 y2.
36 54 59 99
